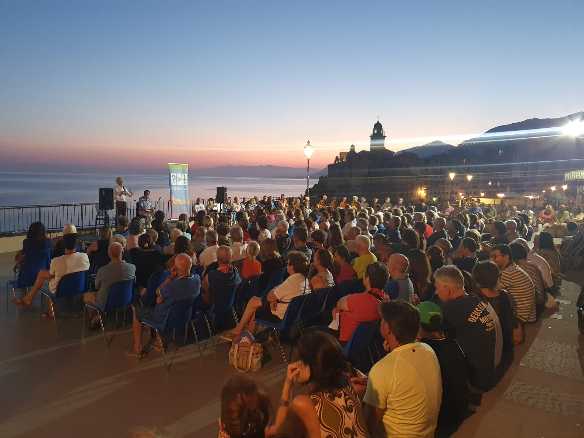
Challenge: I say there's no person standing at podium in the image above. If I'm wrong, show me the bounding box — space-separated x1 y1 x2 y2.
114 176 132 219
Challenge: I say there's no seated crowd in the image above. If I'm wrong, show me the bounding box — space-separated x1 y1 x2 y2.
10 195 580 437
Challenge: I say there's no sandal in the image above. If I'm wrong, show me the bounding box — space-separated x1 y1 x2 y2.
218 331 238 342
12 297 33 308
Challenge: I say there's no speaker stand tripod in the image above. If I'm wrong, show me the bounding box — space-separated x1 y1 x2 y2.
95 210 111 233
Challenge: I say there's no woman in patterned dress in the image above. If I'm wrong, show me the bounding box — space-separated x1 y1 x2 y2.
267 331 369 438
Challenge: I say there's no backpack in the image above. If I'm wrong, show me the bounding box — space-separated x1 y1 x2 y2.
229 331 263 372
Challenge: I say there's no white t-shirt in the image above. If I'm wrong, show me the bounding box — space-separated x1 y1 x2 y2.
230 242 248 262
364 342 442 438
272 273 310 319
199 245 219 268
49 252 90 293
114 184 130 202
258 229 271 242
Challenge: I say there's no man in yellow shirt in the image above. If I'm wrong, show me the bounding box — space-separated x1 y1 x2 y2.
363 301 442 438
352 235 377 279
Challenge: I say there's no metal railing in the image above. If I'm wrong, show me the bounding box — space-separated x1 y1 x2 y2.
0 201 172 236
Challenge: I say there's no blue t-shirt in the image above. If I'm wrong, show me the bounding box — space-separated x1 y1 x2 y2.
153 275 201 322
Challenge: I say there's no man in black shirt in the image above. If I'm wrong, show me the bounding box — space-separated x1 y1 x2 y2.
418 301 470 437
435 265 501 393
472 261 514 382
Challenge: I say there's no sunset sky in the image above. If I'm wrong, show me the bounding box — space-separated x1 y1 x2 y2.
1 1 583 172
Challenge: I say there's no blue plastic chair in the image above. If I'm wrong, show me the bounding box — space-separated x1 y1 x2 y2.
256 294 309 363
343 320 385 374
142 270 170 307
140 298 195 371
83 279 135 346
40 271 88 317
295 287 335 333
234 276 260 315
6 247 51 308
334 279 364 301
207 279 240 333
259 269 285 297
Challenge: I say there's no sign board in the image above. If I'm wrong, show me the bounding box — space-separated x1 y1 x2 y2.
168 163 189 219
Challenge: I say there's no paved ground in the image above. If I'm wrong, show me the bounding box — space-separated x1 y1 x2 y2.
0 250 582 438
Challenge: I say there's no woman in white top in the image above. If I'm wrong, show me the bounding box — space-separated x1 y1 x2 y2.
229 251 310 338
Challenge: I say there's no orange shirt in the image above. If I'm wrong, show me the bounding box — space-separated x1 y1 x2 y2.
241 257 262 279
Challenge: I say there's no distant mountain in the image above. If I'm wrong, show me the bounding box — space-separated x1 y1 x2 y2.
194 165 325 179
398 141 456 158
485 112 584 134
326 111 584 171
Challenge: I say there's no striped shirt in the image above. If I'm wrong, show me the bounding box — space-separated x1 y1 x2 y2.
499 263 536 323
516 260 545 305
527 251 553 289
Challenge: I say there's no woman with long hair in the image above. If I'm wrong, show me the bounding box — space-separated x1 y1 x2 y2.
268 331 367 438
14 221 52 287
407 248 434 301
327 222 344 249
219 375 272 438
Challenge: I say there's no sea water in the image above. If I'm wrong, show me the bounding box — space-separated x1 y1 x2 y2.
0 171 314 207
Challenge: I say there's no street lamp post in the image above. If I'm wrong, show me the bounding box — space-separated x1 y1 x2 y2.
304 140 314 201
466 174 473 198
448 172 456 202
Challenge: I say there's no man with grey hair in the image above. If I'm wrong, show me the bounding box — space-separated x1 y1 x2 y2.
202 246 241 323
129 253 200 356
435 265 501 392
352 235 377 279
199 230 219 268
84 242 135 309
274 219 291 257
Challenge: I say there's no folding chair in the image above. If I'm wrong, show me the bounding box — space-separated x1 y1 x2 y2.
334 279 364 301
234 276 260 316
141 270 169 307
82 279 135 346
258 268 285 297
206 280 240 335
343 320 385 374
256 294 308 363
140 298 195 371
39 271 88 318
294 287 335 336
7 272 36 311
6 250 51 309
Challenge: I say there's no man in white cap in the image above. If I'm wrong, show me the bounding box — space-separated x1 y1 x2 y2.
51 224 78 258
